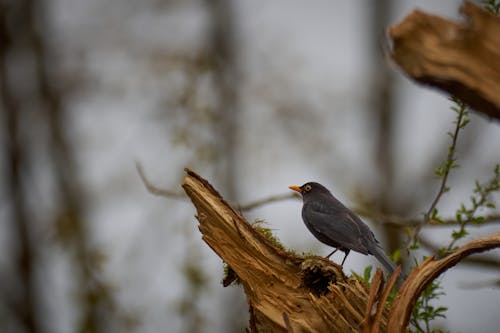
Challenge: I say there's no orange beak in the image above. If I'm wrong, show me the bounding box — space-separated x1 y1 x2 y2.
288 185 302 193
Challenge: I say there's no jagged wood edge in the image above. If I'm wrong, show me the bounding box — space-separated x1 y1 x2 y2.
388 232 500 331
388 2 500 120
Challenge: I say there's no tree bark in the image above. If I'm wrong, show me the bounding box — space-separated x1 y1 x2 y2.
182 169 500 332
388 1 500 120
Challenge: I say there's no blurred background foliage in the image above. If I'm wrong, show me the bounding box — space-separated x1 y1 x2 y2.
0 0 498 332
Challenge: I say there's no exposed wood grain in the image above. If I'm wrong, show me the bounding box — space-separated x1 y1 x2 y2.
388 2 500 120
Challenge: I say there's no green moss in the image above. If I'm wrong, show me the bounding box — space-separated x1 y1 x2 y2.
221 219 322 286
252 218 285 249
251 218 301 256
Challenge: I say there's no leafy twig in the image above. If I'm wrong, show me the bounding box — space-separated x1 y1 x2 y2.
407 97 468 333
410 279 447 333
412 97 469 247
444 164 500 253
482 0 500 14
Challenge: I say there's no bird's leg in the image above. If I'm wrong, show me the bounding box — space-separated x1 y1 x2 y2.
325 248 339 259
340 250 350 266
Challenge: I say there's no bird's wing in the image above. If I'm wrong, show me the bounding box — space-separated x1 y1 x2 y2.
304 202 373 255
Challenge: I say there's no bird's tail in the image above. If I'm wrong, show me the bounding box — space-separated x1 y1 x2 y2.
372 246 406 282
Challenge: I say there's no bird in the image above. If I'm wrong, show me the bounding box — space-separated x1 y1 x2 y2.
289 182 403 280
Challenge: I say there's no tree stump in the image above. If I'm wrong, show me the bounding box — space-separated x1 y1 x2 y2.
181 169 500 332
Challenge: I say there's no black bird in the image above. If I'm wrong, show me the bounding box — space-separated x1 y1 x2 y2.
289 182 401 278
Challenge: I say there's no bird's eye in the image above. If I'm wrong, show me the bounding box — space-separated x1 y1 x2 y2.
304 184 312 192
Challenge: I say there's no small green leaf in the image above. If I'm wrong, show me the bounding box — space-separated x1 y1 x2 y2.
438 247 448 257
391 249 401 263
452 229 468 240
363 265 373 282
472 216 485 224
409 242 420 251
460 118 470 128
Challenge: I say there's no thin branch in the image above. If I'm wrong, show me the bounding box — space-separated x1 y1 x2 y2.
418 236 500 270
136 164 299 209
445 165 500 252
355 208 500 228
425 103 465 217
413 98 467 244
238 193 297 211
135 162 185 199
460 278 500 289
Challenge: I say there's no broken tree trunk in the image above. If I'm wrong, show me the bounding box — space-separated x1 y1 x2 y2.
388 1 500 120
181 169 500 332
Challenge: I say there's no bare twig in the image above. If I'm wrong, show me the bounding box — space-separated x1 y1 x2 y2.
238 193 298 211
460 278 500 289
135 162 185 199
136 164 298 209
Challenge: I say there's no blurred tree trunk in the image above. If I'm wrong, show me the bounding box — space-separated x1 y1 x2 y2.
209 0 240 200
1 40 38 333
368 0 406 258
0 1 123 332
207 0 247 331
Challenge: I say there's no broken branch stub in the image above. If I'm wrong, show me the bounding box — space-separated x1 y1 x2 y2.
388 2 500 120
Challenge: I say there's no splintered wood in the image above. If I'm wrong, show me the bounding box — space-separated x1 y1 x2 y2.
389 2 500 120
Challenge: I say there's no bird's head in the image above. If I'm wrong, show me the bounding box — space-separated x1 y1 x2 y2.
288 182 331 197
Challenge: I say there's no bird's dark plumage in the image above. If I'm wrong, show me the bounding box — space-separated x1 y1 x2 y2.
289 182 403 280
